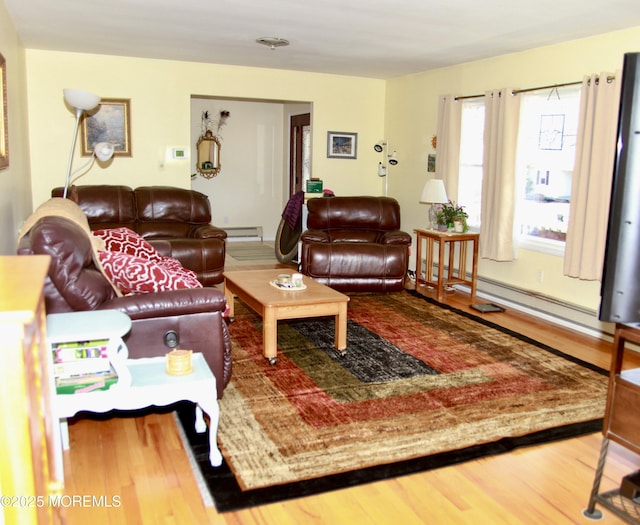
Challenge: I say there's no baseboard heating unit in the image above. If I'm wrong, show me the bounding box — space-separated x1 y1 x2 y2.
224 226 263 242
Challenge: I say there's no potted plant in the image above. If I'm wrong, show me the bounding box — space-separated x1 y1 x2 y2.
436 201 469 232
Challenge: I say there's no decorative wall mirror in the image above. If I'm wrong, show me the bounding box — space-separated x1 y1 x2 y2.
196 130 221 178
0 53 8 169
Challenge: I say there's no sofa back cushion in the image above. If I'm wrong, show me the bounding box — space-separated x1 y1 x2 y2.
307 196 402 230
52 185 137 230
134 186 212 239
306 196 402 236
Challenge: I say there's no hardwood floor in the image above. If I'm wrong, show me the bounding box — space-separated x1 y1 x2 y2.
55 255 639 524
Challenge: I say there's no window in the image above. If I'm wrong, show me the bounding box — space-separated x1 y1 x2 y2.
456 85 581 254
514 85 581 252
458 99 485 228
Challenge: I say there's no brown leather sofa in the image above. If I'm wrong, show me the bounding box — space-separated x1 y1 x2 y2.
51 185 227 286
300 196 412 292
18 204 232 397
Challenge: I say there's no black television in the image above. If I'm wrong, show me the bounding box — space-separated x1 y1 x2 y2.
599 52 640 324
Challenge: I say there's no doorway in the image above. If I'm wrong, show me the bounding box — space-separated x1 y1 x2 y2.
289 113 311 197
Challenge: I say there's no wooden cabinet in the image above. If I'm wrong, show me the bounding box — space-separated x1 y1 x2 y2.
585 323 640 523
0 256 62 525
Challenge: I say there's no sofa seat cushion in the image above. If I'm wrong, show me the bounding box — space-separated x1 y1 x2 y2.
98 251 203 294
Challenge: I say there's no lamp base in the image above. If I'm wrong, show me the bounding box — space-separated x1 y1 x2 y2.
429 204 439 230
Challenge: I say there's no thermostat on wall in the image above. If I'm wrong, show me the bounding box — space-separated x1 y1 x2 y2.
172 148 187 159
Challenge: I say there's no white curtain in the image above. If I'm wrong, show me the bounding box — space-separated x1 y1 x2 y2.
435 95 462 200
480 88 521 261
564 72 622 280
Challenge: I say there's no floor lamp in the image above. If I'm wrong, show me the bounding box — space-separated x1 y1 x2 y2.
62 88 105 198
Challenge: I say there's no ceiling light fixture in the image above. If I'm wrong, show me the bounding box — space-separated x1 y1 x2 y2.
256 37 290 50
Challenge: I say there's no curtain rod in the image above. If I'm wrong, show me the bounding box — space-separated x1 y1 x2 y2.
454 75 615 101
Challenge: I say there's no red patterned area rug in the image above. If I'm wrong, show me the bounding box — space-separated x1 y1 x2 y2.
177 290 607 512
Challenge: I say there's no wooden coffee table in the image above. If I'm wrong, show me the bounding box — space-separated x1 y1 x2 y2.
223 269 349 364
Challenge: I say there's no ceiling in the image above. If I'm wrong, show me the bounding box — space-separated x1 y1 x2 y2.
6 0 640 79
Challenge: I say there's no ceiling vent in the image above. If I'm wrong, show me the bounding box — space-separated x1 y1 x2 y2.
256 37 289 50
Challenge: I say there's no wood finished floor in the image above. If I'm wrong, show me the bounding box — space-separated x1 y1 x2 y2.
55 253 639 524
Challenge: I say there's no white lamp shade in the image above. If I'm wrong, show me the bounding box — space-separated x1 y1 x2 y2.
63 88 100 111
94 142 115 162
420 179 448 203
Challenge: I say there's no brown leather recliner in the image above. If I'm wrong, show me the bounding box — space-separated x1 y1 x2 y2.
51 185 227 286
18 209 232 398
300 196 412 292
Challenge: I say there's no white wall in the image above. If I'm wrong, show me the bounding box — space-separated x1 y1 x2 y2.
190 98 289 239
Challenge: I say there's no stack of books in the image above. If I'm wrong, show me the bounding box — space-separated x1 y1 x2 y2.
52 339 118 394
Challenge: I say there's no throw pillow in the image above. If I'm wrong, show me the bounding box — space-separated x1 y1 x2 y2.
93 227 163 262
98 251 202 294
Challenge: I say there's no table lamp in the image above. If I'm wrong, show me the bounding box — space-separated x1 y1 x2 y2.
420 179 448 229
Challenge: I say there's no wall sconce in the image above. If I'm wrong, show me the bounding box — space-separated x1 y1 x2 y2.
420 179 448 229
374 140 399 195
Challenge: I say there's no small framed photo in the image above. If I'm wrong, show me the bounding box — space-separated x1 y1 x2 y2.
427 154 436 172
327 131 357 159
81 98 131 157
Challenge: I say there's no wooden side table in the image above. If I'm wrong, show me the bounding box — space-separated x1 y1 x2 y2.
584 323 640 522
414 228 480 303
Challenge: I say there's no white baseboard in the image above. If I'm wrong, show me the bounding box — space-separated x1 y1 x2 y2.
416 258 615 341
460 275 615 342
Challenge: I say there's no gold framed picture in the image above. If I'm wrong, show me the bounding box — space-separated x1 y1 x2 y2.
0 53 8 169
81 98 131 157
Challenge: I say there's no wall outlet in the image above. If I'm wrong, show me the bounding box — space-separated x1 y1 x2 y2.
536 270 544 284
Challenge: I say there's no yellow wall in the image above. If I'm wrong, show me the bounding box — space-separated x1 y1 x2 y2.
385 26 640 312
25 50 386 208
0 1 32 255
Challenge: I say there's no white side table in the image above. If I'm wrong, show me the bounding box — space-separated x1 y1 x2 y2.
47 310 222 472
55 353 222 467
47 310 133 481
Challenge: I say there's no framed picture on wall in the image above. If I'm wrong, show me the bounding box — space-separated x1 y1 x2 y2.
0 53 8 169
427 154 436 172
327 131 357 159
81 98 132 157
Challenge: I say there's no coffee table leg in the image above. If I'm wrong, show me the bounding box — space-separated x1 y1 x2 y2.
335 301 348 354
263 307 278 364
224 282 235 321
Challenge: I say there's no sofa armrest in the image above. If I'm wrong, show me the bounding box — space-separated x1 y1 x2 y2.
300 229 330 243
99 287 227 320
380 230 412 245
189 224 228 240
